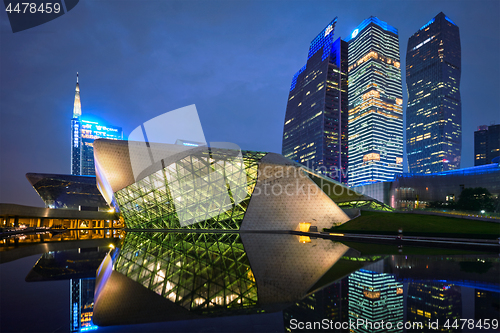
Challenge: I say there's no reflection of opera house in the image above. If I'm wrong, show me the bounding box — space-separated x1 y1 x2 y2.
93 139 390 231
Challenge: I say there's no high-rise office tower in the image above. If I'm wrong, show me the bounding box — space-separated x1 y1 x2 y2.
474 124 500 166
346 17 403 187
70 74 122 176
80 120 122 176
71 73 82 175
406 12 461 173
282 18 349 183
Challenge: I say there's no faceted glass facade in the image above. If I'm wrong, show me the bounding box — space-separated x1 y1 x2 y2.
406 12 461 173
347 17 404 187
115 150 265 230
114 232 258 313
282 18 349 184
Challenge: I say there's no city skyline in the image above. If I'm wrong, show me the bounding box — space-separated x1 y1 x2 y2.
1 1 499 207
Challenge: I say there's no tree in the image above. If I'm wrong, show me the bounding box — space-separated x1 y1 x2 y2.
457 187 495 212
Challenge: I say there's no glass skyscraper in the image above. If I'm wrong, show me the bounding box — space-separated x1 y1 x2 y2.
346 17 404 187
70 74 122 176
474 124 500 166
406 12 461 173
282 18 349 184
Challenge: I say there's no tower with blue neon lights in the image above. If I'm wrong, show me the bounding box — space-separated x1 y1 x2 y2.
282 18 349 184
70 74 122 176
346 17 404 187
71 73 82 175
406 12 461 173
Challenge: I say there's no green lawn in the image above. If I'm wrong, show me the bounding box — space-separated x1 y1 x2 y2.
326 211 500 239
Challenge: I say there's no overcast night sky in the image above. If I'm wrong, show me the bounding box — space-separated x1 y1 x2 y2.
1 0 499 207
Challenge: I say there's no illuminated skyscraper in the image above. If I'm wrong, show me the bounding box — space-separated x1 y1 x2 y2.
70 74 122 176
474 124 500 166
80 120 122 176
71 73 82 175
282 18 349 183
406 12 461 173
346 17 404 187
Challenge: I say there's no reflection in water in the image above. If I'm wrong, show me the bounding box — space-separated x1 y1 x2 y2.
92 232 350 326
348 269 404 332
71 278 98 332
9 232 499 332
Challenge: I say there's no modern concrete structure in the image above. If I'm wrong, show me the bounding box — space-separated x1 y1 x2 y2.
346 17 404 186
0 203 121 229
282 18 349 184
475 124 500 166
356 163 500 210
406 12 462 173
26 173 109 210
93 139 390 230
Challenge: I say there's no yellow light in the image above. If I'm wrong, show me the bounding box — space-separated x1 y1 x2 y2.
299 236 311 243
329 233 344 237
109 244 115 249
298 222 311 232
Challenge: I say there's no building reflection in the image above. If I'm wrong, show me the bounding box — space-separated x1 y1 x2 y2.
23 246 115 332
1 229 124 249
407 282 461 332
281 255 499 333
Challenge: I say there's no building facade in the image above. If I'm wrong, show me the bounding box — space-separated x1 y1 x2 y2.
474 124 500 166
406 12 462 173
93 139 390 231
282 18 349 184
357 163 500 210
70 74 122 176
346 17 404 187
80 120 122 175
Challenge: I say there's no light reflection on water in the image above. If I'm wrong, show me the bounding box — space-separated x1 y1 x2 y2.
0 231 499 332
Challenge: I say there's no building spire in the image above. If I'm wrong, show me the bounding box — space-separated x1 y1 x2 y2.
73 72 81 118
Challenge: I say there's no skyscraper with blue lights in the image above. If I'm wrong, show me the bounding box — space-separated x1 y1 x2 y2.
406 12 461 173
71 73 82 176
70 74 122 176
282 18 349 184
347 17 404 187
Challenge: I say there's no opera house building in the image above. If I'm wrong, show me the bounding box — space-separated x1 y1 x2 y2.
93 139 389 232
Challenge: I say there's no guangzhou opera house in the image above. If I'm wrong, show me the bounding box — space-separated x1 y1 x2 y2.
93 139 390 232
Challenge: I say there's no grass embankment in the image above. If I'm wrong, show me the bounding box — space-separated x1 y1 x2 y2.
326 211 500 240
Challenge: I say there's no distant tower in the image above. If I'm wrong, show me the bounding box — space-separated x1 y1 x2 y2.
71 73 82 175
282 18 349 183
70 73 123 176
346 17 404 187
475 124 500 166
406 12 462 173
